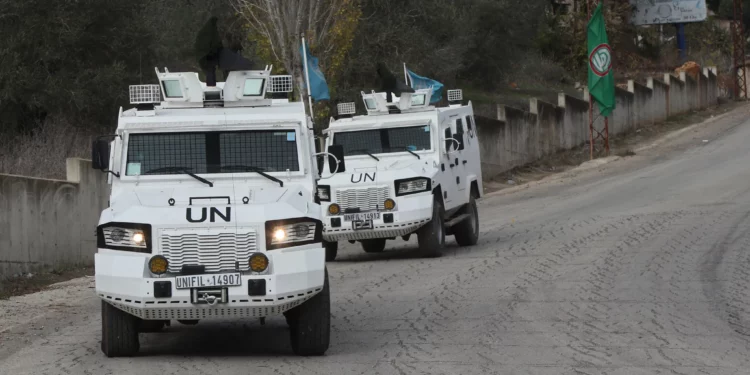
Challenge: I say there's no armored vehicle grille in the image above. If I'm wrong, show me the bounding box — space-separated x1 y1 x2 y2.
335 186 390 212
160 230 258 273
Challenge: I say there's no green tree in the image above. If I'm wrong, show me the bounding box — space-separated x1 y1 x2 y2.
0 0 153 133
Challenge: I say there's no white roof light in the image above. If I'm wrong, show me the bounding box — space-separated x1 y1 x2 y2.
242 78 265 96
411 94 426 106
337 102 356 115
447 89 463 102
268 75 293 93
129 85 161 104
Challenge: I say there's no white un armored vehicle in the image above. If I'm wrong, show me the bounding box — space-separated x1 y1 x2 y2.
90 65 344 357
318 86 483 260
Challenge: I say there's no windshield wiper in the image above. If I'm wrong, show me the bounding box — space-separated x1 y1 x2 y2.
388 146 421 160
219 165 284 187
143 166 213 187
349 149 380 161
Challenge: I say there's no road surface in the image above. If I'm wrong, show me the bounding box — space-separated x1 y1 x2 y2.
2 105 750 374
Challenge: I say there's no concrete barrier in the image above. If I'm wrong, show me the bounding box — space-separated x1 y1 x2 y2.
475 67 720 180
0 159 108 279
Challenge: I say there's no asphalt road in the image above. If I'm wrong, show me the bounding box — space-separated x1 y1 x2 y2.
2 105 750 374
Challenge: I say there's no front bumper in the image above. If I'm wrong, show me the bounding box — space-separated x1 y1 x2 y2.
322 193 433 241
95 247 325 320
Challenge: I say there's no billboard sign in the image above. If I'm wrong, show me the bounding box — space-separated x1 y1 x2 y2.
629 0 707 25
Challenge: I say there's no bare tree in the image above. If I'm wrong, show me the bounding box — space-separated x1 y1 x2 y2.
231 0 360 100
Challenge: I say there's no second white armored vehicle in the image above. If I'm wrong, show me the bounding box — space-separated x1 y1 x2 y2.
318 88 483 260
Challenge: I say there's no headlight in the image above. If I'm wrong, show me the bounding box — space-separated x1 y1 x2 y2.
317 185 331 201
97 223 152 252
395 177 431 196
265 218 321 250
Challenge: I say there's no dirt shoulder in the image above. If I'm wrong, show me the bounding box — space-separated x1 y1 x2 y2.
0 266 94 300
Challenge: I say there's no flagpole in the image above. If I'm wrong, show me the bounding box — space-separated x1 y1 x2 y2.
403 63 409 86
301 34 315 123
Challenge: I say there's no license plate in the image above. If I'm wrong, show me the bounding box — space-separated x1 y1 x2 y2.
344 212 381 221
175 273 242 289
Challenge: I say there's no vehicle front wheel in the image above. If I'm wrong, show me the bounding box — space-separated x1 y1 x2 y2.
361 238 386 253
453 195 479 246
324 241 338 261
101 301 139 357
417 196 445 257
287 269 330 356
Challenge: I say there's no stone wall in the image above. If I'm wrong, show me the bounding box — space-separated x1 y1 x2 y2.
0 159 108 278
475 67 720 179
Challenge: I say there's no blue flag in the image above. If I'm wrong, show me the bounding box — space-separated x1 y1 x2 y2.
300 42 330 102
406 68 443 104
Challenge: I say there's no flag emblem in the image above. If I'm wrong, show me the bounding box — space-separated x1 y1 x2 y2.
589 44 612 77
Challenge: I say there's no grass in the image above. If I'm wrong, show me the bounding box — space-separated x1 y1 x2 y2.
0 120 92 180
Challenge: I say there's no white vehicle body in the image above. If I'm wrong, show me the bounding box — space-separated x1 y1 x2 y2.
318 89 483 257
93 67 331 356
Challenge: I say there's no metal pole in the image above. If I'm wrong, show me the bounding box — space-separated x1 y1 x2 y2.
403 62 409 86
588 0 596 160
301 35 315 121
589 94 594 160
675 23 686 63
604 116 610 155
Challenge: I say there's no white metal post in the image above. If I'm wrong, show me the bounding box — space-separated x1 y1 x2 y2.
403 62 409 87
301 35 315 123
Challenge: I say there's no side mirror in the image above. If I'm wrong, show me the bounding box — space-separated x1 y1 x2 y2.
444 137 460 155
91 139 110 170
327 145 346 173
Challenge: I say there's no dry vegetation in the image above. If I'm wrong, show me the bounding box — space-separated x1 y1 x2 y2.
0 0 738 179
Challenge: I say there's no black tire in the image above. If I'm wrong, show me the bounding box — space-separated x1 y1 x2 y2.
177 319 199 325
288 269 331 356
324 241 338 261
139 320 166 333
453 195 479 246
361 238 386 253
417 196 445 257
101 301 139 357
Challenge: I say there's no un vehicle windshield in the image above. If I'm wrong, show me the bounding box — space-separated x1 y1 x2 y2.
332 125 431 157
124 130 300 176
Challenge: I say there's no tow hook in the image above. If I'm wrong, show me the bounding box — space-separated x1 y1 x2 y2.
191 288 228 305
203 293 218 306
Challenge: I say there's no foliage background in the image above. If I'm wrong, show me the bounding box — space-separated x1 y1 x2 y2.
0 0 738 178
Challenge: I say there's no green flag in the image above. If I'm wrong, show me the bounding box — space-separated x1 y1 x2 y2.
587 3 615 117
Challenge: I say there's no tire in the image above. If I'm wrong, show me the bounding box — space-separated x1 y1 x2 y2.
288 269 330 356
101 301 139 357
361 238 386 253
177 319 199 325
453 195 479 246
139 320 166 333
324 241 338 261
417 196 445 257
